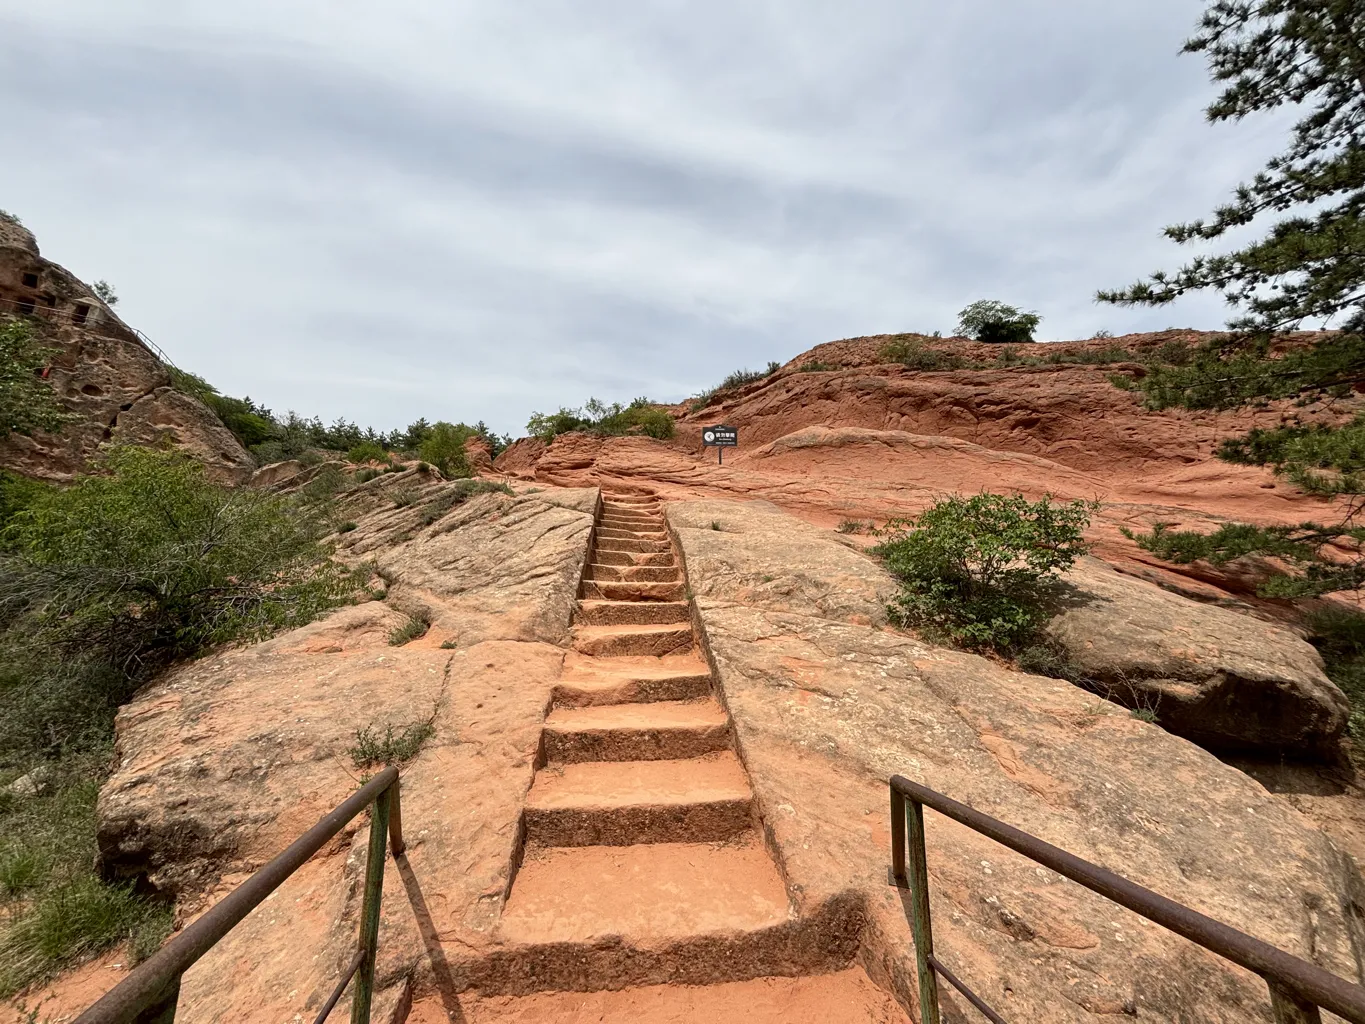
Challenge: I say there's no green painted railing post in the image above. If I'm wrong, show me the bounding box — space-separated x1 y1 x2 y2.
904 796 941 1024
350 785 393 1024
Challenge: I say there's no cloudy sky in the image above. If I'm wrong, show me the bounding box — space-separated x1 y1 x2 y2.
1 2 1289 436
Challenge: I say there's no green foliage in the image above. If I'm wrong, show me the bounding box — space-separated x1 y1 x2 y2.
338 521 358 533
956 301 1041 344
419 422 475 478
354 467 382 484
349 720 435 770
388 610 431 646
390 485 420 508
836 518 871 534
873 493 1095 653
1098 3 1365 336
527 398 674 443
166 368 276 450
347 440 388 464
1303 605 1365 740
0 319 69 439
0 446 356 758
689 362 782 411
90 281 118 307
879 337 981 370
799 361 836 372
0 769 171 996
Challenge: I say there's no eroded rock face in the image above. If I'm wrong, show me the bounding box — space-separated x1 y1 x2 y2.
0 222 252 483
1048 558 1348 757
667 498 1365 1023
94 481 598 1023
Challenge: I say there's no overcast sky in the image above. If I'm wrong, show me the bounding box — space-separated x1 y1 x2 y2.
1 2 1290 436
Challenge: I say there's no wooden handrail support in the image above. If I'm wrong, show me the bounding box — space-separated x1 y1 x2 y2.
889 774 1365 1024
74 766 406 1024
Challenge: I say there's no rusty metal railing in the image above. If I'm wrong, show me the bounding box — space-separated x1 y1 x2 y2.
74 767 405 1024
889 774 1365 1024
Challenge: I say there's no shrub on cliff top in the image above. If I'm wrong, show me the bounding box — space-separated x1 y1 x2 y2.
419 421 475 478
873 493 1095 653
956 300 1041 344
527 398 674 442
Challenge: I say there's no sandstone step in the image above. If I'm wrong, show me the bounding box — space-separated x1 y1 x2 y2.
588 563 681 583
596 537 671 554
500 838 789 945
593 549 675 567
597 526 668 540
554 652 713 706
542 699 728 761
576 600 690 626
581 579 685 602
410 968 912 1023
523 752 753 845
603 495 661 505
572 622 693 657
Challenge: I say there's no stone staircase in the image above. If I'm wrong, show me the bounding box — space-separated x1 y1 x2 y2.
497 491 803 988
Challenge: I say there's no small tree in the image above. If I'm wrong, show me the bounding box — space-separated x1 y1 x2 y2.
347 440 388 465
419 422 475 478
0 319 69 438
91 281 118 307
956 301 1041 344
873 493 1095 652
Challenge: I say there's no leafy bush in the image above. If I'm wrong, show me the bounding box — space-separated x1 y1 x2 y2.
355 467 382 484
390 486 420 508
0 319 69 439
419 422 475 478
873 493 1095 653
1 446 355 691
879 337 982 370
800 361 836 372
719 362 782 390
347 440 388 464
388 611 431 646
349 720 435 769
527 398 674 443
1304 605 1365 740
836 518 871 534
956 301 1041 344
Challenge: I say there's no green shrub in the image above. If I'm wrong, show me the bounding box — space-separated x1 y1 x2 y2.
355 467 382 484
800 361 836 372
956 301 1041 344
388 611 431 646
349 720 435 770
836 518 871 534
390 486 420 508
879 337 981 370
419 422 475 479
1304 606 1365 740
0 319 70 440
527 398 674 443
1040 345 1131 365
873 493 1095 653
0 446 356 700
347 440 388 464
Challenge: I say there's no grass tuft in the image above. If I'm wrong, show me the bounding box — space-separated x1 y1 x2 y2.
388 611 431 646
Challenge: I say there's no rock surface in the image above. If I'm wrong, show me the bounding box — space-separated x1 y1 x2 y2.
1048 557 1349 756
94 481 598 1022
667 498 1365 1023
0 218 252 483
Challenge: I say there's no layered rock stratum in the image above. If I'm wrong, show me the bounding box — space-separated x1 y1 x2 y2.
0 217 252 482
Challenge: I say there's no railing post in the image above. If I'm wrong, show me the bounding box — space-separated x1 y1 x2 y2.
388 777 406 858
133 977 179 1024
904 796 941 1024
350 784 393 1024
891 785 907 886
1269 980 1323 1024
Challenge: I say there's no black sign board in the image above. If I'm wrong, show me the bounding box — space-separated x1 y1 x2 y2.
702 425 738 447
702 425 737 464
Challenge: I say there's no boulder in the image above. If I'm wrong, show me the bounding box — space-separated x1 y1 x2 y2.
666 498 1365 1023
1046 557 1348 758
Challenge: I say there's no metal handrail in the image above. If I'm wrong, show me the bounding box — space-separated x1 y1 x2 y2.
889 774 1365 1024
75 766 406 1024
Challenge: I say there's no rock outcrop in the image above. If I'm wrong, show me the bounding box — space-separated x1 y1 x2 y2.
667 498 1365 1023
1048 557 1349 756
0 215 252 483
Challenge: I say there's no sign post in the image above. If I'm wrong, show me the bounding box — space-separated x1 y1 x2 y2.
702 425 738 465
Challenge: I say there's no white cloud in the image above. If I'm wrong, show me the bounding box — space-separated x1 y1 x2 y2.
0 0 1294 435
